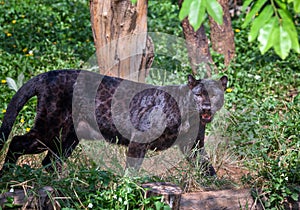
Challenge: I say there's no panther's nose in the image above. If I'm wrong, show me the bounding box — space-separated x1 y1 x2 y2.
201 102 212 123
202 102 211 113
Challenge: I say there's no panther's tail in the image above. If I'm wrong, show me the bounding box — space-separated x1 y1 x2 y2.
0 76 38 151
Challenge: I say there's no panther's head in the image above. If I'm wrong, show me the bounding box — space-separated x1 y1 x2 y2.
187 75 228 124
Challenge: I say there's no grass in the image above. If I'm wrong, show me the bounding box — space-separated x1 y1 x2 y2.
224 16 300 208
1 0 300 209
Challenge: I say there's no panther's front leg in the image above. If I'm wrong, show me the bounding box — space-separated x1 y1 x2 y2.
186 124 216 176
187 142 216 176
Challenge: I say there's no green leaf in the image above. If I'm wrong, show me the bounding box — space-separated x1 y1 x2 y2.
294 0 300 13
17 73 24 88
274 0 287 9
278 9 300 53
273 25 292 59
291 193 299 201
205 0 223 25
242 0 268 28
188 0 206 30
130 0 137 4
179 0 193 21
249 5 274 42
242 0 253 11
6 77 18 92
257 17 277 54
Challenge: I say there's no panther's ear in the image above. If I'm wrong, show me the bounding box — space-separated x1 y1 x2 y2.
220 75 228 91
187 74 197 89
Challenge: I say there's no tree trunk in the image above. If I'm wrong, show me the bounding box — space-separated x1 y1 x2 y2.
90 0 154 82
142 182 182 210
178 0 214 78
209 0 235 66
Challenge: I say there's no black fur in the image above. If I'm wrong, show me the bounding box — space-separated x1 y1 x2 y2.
0 70 227 175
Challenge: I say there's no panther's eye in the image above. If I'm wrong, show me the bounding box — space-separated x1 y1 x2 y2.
192 85 203 96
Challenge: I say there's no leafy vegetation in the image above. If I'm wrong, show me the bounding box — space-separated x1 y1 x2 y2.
0 0 94 131
0 0 300 209
224 15 300 208
0 162 170 209
242 0 300 59
177 0 300 59
179 0 223 29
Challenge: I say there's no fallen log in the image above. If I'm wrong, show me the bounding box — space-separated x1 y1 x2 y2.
180 188 300 210
142 182 182 210
0 186 60 210
180 188 263 210
142 182 300 210
1 184 299 209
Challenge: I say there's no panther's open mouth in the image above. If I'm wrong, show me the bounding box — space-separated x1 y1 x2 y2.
201 113 212 123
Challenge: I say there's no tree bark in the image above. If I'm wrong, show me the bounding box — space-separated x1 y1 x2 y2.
180 189 264 210
209 0 235 66
142 182 182 210
90 0 154 82
178 0 213 78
